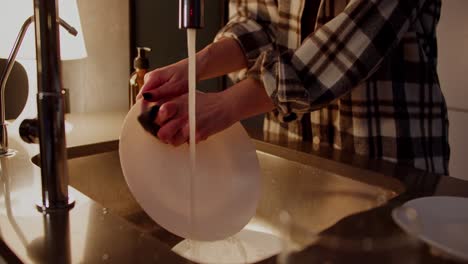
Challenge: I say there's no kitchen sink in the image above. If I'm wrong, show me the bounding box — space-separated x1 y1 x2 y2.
66 142 404 263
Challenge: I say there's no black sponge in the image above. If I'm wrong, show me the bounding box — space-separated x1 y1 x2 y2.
137 105 160 137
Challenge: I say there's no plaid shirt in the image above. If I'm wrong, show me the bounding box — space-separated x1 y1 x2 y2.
215 0 450 175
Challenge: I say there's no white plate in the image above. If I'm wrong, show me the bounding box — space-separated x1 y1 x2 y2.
119 100 261 241
392 196 468 261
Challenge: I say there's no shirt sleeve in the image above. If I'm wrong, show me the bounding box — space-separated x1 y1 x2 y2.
222 0 429 122
214 1 277 83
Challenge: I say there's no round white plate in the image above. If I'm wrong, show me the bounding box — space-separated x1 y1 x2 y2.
392 196 468 261
119 100 261 241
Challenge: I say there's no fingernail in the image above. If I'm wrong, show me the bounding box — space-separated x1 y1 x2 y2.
158 106 166 117
143 93 152 100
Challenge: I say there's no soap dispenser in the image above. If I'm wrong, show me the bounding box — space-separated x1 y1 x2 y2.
129 47 151 108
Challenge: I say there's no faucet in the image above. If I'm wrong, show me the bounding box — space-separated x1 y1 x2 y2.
0 15 77 157
179 0 205 29
17 0 204 212
27 0 77 212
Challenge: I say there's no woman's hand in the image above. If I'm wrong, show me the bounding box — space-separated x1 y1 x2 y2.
137 60 189 103
137 38 248 103
154 91 236 146
148 78 275 146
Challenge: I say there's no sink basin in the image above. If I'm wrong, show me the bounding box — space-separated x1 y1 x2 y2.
67 143 403 262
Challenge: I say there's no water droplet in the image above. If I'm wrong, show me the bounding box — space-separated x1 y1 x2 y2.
102 254 109 261
102 208 108 215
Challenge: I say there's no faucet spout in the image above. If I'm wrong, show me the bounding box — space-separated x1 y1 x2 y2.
57 18 78 36
179 0 205 29
0 16 33 157
0 15 79 157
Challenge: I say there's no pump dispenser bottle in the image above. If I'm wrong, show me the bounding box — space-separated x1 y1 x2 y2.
129 47 151 107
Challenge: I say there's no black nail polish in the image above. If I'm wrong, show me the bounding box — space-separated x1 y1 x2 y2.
143 93 152 100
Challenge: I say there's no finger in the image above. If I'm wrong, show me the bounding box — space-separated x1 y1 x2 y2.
181 123 190 144
143 71 152 84
136 86 146 100
157 118 187 144
155 102 179 125
136 71 163 100
170 128 188 147
181 123 206 144
141 70 164 92
196 131 208 144
139 99 151 113
155 97 174 106
142 81 186 102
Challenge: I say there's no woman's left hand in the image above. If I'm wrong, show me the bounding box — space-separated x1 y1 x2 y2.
152 91 235 146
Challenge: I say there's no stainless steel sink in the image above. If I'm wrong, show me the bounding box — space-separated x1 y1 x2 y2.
67 143 404 262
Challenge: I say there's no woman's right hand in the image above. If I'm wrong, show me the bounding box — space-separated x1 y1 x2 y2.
137 38 249 103
137 60 189 103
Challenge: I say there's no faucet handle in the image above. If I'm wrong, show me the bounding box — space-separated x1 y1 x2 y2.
19 118 40 144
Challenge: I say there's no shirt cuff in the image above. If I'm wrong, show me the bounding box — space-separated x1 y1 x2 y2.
247 51 307 123
214 19 274 68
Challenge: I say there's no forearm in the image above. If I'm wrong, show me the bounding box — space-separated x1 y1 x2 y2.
189 38 248 81
222 78 275 123
198 38 248 80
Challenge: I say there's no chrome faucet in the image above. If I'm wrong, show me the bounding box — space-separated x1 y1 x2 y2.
28 0 77 211
0 15 77 157
179 0 205 29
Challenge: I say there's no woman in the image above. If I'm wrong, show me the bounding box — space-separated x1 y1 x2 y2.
140 0 450 175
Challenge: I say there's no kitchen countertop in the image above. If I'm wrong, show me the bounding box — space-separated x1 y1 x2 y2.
0 113 190 264
247 125 468 264
0 112 467 263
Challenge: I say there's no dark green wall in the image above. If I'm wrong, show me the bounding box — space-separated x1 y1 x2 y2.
133 1 226 92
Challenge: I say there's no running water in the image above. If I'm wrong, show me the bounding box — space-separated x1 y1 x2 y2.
183 29 275 264
187 28 199 258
